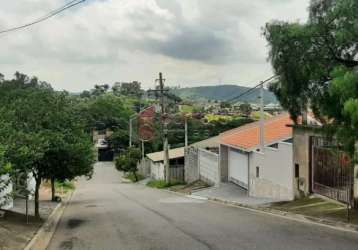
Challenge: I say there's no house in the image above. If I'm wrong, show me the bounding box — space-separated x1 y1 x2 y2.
220 114 295 200
146 147 185 182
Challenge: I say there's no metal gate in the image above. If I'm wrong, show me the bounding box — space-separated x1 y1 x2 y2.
169 165 184 183
311 137 353 204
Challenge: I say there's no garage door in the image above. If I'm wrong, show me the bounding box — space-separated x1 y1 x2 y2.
228 148 248 189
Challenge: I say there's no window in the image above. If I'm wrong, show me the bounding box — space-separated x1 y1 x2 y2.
268 143 278 148
256 166 260 178
295 164 299 178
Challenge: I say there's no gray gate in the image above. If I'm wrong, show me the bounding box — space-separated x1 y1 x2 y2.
311 137 353 204
170 165 184 183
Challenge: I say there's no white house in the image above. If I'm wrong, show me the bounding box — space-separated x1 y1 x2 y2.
220 114 295 200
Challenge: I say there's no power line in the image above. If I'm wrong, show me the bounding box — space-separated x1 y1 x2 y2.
227 75 278 103
0 0 87 35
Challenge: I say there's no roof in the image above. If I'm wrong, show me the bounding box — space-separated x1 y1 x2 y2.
191 136 220 149
146 147 185 162
220 113 293 151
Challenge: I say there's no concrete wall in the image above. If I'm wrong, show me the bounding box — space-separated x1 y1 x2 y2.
138 158 151 178
198 149 220 186
249 142 294 201
292 127 320 197
150 161 165 180
219 145 229 182
184 147 199 184
0 175 13 210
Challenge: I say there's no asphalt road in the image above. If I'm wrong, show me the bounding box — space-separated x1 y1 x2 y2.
47 162 358 250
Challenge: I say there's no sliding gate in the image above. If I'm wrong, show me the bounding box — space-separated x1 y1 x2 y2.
311 137 353 204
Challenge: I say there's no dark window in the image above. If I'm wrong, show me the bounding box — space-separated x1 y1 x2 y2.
256 166 260 178
295 164 299 178
268 143 279 148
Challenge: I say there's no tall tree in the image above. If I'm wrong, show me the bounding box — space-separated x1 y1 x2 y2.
264 0 358 153
0 73 94 217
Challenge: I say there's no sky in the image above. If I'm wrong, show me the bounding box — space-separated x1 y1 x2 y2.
0 0 310 92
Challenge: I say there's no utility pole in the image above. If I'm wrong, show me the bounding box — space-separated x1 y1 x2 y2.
149 73 170 183
259 82 265 152
184 116 188 148
141 140 145 160
159 73 171 183
129 114 137 147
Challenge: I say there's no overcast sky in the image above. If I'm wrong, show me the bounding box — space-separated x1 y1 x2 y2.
0 0 310 92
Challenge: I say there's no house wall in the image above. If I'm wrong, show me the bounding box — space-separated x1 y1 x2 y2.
219 145 229 182
0 175 13 210
150 161 165 180
249 142 294 201
198 149 220 186
184 147 199 184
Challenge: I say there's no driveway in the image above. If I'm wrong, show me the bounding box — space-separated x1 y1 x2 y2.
193 182 280 206
47 162 358 250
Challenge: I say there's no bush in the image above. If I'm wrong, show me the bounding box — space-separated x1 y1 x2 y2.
55 180 75 192
125 172 144 183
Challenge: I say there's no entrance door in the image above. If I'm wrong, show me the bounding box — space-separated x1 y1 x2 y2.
228 148 248 189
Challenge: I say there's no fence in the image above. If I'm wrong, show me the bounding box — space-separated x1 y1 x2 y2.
311 136 353 204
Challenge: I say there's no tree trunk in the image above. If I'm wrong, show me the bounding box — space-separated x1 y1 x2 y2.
51 177 56 202
34 177 41 218
133 171 138 182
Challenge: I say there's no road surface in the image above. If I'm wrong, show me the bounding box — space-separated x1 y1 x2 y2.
48 162 358 250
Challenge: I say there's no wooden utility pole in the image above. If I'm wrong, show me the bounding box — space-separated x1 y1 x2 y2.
159 73 170 183
149 73 171 183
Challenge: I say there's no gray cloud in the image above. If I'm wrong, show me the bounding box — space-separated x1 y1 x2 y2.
0 0 310 91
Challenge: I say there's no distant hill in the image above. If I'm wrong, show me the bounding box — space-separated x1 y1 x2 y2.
172 85 278 104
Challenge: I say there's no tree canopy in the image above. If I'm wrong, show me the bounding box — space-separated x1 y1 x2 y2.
264 0 358 154
0 72 95 216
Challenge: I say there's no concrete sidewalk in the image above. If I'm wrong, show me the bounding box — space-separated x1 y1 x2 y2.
193 182 282 206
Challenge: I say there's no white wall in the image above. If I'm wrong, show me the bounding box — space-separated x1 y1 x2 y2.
150 161 165 180
0 174 13 210
198 149 220 186
249 142 294 200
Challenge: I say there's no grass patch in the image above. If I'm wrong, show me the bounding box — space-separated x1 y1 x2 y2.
55 180 75 193
270 196 358 225
124 172 144 183
146 180 184 189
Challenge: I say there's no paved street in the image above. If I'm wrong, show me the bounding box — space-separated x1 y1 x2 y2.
48 162 358 250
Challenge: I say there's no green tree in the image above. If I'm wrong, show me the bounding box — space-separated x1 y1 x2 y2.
79 94 132 131
115 147 141 181
0 73 94 217
264 0 358 153
239 103 252 117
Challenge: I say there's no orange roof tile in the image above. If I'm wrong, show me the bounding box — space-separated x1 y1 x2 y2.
220 113 293 150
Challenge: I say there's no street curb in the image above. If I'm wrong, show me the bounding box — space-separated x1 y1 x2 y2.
207 197 358 234
146 184 358 234
24 191 74 250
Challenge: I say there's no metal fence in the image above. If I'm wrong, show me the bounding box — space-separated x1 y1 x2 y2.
311 136 353 204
